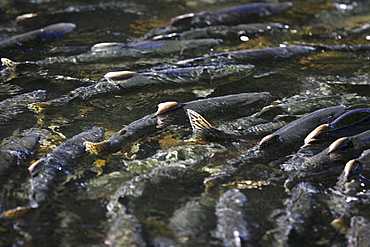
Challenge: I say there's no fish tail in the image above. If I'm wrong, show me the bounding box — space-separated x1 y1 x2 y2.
186 109 213 130
1 57 16 68
28 102 52 113
84 140 107 155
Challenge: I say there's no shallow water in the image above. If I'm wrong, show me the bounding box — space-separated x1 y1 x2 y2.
0 0 370 246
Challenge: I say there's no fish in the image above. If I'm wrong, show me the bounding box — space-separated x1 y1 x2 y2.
0 133 40 177
214 189 250 247
0 23 76 49
20 39 222 66
28 64 254 107
304 108 370 145
29 126 105 208
175 46 316 66
140 2 293 40
152 23 289 41
260 105 346 149
84 92 271 155
0 90 47 139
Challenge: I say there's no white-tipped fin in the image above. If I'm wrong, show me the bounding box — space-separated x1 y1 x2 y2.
155 101 179 115
1 58 16 68
343 159 356 181
304 123 329 145
91 42 126 51
328 137 349 153
104 71 137 81
170 13 195 24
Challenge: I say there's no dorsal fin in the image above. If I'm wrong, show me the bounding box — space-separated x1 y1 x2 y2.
186 109 213 131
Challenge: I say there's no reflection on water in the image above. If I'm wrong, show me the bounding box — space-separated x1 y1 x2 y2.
0 0 370 246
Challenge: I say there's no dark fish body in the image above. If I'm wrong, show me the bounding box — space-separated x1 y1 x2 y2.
110 64 254 88
29 126 105 208
0 90 47 140
176 46 316 66
357 149 370 167
272 106 346 143
273 183 319 246
300 129 370 172
329 109 370 130
176 2 291 28
0 23 76 49
260 105 346 149
315 108 370 140
0 133 40 177
35 39 222 65
85 92 271 154
40 64 254 106
182 92 271 121
314 43 370 52
331 129 370 154
214 189 250 247
163 23 288 41
141 2 292 40
0 90 47 122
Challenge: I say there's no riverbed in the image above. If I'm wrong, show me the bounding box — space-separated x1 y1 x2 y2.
0 0 370 246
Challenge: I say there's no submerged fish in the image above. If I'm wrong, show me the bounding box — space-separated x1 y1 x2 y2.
28 64 254 107
140 2 293 40
273 182 321 246
0 23 76 50
214 189 250 246
84 92 271 155
0 133 40 177
7 38 222 66
152 23 289 41
29 126 105 208
176 46 316 66
0 90 47 122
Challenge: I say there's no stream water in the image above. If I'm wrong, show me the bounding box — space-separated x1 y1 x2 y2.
0 0 370 246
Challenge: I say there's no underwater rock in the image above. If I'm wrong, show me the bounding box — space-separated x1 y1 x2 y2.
169 197 216 246
105 209 147 247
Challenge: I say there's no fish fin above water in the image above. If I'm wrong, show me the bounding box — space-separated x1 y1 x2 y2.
0 206 33 218
104 71 137 81
303 123 330 146
1 57 16 68
328 137 350 153
259 134 279 148
186 109 213 131
84 141 107 155
91 42 126 51
155 101 179 115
